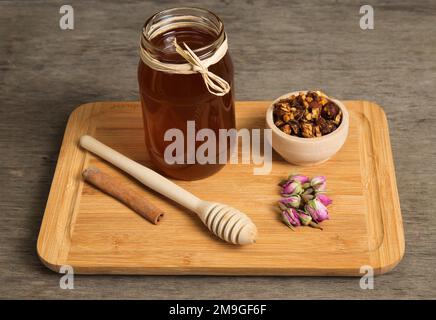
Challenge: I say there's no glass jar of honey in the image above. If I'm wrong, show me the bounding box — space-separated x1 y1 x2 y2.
138 7 235 180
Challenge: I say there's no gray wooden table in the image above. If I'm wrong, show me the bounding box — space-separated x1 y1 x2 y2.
1 0 435 299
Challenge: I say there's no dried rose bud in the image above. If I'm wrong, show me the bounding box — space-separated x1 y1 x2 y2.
303 187 314 195
298 209 323 229
281 180 303 196
288 174 310 184
278 179 288 187
278 201 288 211
305 199 329 223
310 176 327 190
281 208 301 229
316 193 332 206
279 195 301 208
302 182 311 189
314 182 326 192
309 222 323 230
301 193 314 202
297 210 312 226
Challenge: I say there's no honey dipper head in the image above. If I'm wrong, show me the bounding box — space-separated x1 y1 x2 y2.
200 202 258 245
237 222 258 245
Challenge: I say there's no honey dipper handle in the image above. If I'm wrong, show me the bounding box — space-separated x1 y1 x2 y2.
79 135 202 211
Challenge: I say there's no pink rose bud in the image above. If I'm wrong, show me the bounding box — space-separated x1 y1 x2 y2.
297 210 312 226
310 176 327 190
301 193 314 202
316 193 332 206
281 180 303 196
305 199 329 223
289 174 310 184
278 179 288 187
314 182 326 192
279 195 301 208
281 208 301 228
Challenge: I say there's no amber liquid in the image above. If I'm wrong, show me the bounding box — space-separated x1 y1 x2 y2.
138 27 235 180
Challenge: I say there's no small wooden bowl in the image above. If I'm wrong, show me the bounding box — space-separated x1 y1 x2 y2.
265 91 349 166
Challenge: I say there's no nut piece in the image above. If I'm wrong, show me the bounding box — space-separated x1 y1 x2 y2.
301 123 314 138
281 124 291 135
272 91 342 138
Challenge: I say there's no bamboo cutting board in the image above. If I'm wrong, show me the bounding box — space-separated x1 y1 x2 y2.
37 101 404 276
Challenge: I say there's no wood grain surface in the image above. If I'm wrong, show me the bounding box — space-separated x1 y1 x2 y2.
0 0 435 298
37 101 404 276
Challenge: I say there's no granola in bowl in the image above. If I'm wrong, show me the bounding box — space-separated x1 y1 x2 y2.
266 90 349 165
273 91 342 138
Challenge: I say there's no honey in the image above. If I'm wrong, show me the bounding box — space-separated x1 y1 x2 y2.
138 8 235 180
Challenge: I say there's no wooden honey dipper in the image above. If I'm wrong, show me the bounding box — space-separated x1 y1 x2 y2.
79 135 258 245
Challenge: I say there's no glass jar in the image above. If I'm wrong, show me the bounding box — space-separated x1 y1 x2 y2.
138 7 235 180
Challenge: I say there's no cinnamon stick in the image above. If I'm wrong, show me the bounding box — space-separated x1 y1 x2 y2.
82 167 164 225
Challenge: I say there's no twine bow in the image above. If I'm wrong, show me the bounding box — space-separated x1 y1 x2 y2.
139 31 231 96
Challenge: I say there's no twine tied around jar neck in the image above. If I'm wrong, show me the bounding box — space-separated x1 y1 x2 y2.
139 30 231 97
